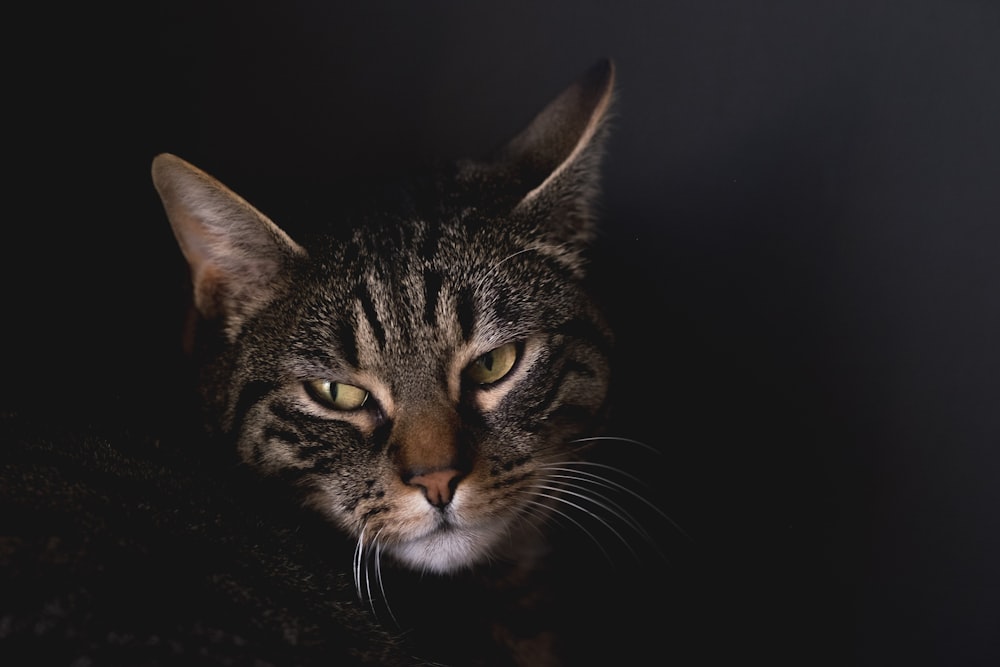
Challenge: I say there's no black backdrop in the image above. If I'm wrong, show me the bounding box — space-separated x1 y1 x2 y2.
6 1 1000 665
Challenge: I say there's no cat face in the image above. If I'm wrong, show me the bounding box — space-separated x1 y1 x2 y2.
153 60 616 574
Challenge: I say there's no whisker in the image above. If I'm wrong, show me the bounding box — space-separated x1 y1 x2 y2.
504 499 543 541
353 523 367 601
569 435 665 457
536 476 659 547
473 247 544 296
354 523 389 623
362 530 382 621
541 462 692 541
372 528 399 627
517 491 615 566
485 247 541 276
530 483 641 560
364 553 376 616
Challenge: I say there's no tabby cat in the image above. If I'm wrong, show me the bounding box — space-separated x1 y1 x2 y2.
152 59 667 666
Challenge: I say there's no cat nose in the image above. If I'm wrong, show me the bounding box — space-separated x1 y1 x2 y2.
405 468 463 508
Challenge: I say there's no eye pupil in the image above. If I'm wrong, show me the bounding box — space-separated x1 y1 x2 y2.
305 379 369 411
467 343 518 385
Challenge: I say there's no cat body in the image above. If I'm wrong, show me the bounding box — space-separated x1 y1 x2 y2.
151 60 660 665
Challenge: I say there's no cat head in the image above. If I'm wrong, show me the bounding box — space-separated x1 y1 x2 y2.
152 60 616 574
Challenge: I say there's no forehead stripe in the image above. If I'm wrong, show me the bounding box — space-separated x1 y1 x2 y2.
356 282 387 349
423 268 442 327
337 319 360 368
456 285 476 342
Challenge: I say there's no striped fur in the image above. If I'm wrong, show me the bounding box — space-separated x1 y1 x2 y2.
153 60 617 576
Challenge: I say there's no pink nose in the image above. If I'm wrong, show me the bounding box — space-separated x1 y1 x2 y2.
407 468 462 508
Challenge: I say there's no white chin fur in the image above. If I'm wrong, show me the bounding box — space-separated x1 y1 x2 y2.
387 526 499 574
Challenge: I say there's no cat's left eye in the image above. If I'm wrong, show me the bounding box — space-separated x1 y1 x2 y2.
466 343 519 385
304 379 369 411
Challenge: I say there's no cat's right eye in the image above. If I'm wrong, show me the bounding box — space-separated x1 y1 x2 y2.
304 379 369 411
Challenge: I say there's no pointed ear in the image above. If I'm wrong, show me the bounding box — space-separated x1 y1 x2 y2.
469 59 615 255
151 153 306 337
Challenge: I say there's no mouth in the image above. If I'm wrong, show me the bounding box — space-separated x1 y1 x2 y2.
388 532 468 573
385 514 512 574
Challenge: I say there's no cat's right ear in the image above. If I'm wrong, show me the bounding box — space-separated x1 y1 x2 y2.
151 153 307 337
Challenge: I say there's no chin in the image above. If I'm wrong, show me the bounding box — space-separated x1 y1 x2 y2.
388 524 506 574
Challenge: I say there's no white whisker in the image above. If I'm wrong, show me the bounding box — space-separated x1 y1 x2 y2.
353 523 367 601
536 476 657 546
512 497 559 541
488 247 541 274
517 491 615 565
530 483 640 560
372 528 399 627
364 540 377 611
354 523 390 623
569 435 665 457
473 247 543 295
541 462 691 540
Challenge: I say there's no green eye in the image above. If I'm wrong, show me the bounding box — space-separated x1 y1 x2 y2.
304 379 369 411
467 343 519 385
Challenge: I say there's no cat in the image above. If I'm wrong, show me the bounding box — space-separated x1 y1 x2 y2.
150 59 678 666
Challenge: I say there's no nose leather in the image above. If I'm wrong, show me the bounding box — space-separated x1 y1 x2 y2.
407 468 462 508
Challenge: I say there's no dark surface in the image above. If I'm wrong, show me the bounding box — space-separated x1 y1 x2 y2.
5 1 1000 665
0 406 415 666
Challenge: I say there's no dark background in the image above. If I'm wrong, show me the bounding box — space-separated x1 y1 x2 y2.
6 1 1000 665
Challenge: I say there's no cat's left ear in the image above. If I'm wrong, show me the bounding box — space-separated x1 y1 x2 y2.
470 59 616 264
